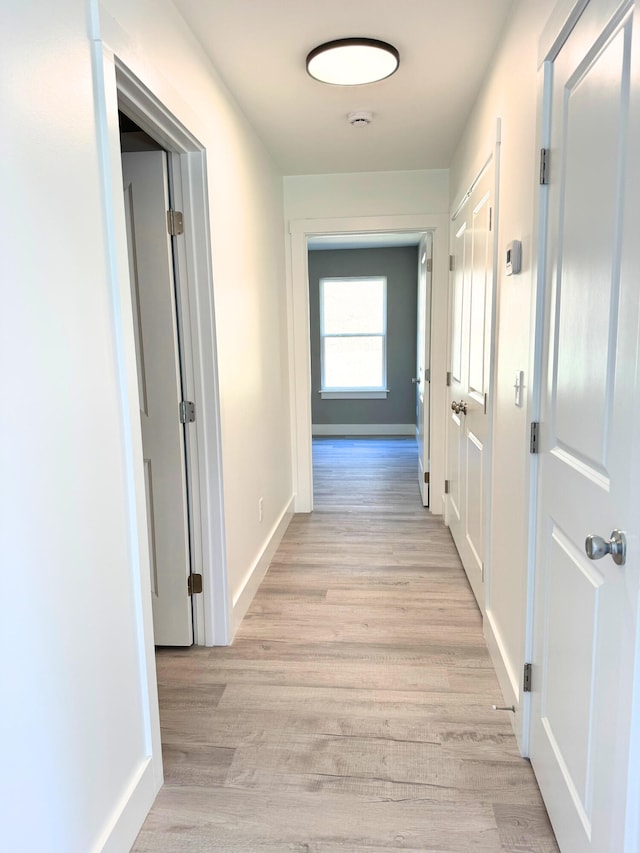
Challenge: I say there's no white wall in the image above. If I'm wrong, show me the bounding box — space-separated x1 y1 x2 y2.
284 169 449 220
283 169 450 515
0 0 292 848
0 2 159 850
100 0 294 635
449 0 556 745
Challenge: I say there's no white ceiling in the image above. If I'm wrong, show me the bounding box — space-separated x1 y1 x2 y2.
172 0 515 175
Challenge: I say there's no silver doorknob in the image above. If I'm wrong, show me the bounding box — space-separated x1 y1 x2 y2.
451 401 460 414
585 529 627 566
458 400 467 415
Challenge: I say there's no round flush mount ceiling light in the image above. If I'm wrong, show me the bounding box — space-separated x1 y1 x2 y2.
306 38 400 85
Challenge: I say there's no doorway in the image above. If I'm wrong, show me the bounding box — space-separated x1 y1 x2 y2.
288 214 449 515
114 62 229 647
307 233 428 507
120 115 194 645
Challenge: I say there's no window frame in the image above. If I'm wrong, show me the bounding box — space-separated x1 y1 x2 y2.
319 275 389 399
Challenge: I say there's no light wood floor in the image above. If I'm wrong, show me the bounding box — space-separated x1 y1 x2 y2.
133 437 559 852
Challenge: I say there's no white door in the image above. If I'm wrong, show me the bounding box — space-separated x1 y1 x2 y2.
530 2 640 850
416 233 433 506
122 151 193 647
446 164 494 609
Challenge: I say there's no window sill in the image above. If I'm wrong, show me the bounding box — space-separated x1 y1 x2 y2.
320 389 389 400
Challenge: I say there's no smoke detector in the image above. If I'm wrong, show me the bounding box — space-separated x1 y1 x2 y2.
348 111 373 127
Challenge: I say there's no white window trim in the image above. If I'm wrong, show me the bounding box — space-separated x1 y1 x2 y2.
319 276 388 398
320 389 389 399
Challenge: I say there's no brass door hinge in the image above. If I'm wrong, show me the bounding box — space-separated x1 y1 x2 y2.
187 573 203 595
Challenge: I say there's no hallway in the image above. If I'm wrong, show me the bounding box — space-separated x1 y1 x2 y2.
133 438 558 851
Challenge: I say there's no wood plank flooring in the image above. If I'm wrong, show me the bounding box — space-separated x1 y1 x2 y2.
133 437 559 852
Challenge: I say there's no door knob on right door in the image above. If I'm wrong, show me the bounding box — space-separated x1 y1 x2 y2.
585 529 627 566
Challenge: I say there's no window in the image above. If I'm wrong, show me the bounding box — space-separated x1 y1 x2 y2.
319 276 388 399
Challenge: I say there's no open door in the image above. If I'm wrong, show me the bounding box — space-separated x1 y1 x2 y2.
416 233 432 506
122 150 193 646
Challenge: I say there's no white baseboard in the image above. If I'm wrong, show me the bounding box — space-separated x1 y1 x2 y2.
230 495 295 639
99 758 159 853
312 423 415 436
484 608 526 754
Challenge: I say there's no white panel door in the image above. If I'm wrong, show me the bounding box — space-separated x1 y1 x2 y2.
447 166 494 609
530 2 640 850
122 151 193 647
416 233 433 506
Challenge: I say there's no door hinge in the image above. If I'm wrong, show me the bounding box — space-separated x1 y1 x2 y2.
424 471 430 485
484 392 488 414
179 400 196 424
444 479 450 495
449 254 455 272
539 149 550 185
167 209 184 236
424 368 431 382
187 573 203 595
489 207 493 232
523 662 532 693
426 257 433 273
446 371 452 387
481 561 485 582
530 421 539 454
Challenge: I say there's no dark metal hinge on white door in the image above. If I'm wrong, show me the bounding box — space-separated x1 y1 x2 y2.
167 209 184 236
539 149 550 185
489 207 493 232
187 573 203 595
424 472 430 485
530 421 539 454
449 255 455 272
444 480 450 495
424 369 431 382
523 662 532 693
446 371 452 387
179 401 196 424
426 258 433 273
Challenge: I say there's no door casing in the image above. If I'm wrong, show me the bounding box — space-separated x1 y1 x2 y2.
105 51 230 647
288 214 450 514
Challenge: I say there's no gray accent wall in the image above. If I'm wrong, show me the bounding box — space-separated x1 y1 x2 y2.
308 246 418 426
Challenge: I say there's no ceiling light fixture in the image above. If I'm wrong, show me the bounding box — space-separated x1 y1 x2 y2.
306 38 400 86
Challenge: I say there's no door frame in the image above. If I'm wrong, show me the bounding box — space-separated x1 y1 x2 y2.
288 213 449 513
97 47 229 647
416 232 433 507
